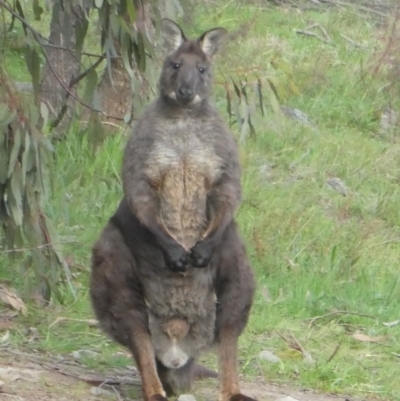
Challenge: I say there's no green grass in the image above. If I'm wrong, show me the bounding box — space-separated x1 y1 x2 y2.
2 1 400 400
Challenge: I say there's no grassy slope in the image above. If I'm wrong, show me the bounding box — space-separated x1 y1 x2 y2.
2 1 400 400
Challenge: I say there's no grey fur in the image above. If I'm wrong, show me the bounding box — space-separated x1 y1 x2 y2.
90 18 256 401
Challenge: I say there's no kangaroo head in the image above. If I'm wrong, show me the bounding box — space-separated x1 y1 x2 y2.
159 19 227 107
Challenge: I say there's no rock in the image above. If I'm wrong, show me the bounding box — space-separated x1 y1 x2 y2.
302 352 315 365
380 107 397 132
89 386 113 396
258 350 281 364
326 177 349 196
177 394 197 401
281 106 313 126
259 163 277 182
70 349 99 359
275 397 300 401
0 366 43 382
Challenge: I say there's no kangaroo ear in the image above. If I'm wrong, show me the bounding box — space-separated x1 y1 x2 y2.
162 18 186 54
198 27 228 58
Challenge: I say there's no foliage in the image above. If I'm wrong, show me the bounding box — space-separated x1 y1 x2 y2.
2 0 400 399
0 68 72 303
0 0 187 301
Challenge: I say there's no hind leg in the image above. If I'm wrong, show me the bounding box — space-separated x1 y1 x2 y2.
214 222 257 401
90 222 166 401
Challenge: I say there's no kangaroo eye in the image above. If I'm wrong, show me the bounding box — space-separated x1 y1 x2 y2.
198 67 205 74
172 63 180 70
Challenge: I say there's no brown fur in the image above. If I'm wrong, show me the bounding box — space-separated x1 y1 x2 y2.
90 19 256 401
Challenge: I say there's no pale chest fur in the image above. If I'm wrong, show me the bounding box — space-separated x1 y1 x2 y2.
145 119 222 251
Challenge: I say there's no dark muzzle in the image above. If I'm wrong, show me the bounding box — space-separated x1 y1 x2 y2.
177 86 195 104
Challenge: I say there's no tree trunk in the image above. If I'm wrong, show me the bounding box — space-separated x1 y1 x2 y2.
95 0 164 131
39 0 88 139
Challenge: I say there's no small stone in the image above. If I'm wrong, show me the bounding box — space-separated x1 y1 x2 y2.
275 397 300 401
303 352 315 365
89 386 113 396
258 350 281 364
281 106 313 126
326 177 349 196
70 349 99 359
380 108 397 132
177 394 197 401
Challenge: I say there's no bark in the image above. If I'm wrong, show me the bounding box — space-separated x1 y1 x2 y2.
95 0 164 131
39 0 88 139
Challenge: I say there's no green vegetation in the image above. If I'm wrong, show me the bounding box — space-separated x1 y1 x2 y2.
1 1 400 400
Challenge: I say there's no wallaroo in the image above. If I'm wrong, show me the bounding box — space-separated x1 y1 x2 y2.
90 18 256 401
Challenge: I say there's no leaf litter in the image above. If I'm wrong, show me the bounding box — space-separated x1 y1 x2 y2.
351 333 389 343
0 347 377 401
0 285 27 316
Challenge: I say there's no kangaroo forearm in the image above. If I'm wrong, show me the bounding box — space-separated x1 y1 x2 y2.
202 207 233 245
125 193 171 248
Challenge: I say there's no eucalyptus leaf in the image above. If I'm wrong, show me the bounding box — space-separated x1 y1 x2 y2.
40 102 49 128
126 0 136 23
83 68 98 104
75 18 89 54
21 130 31 186
33 0 44 20
7 128 21 178
0 109 17 130
0 145 8 184
265 79 282 117
24 47 41 99
10 162 23 211
15 0 27 35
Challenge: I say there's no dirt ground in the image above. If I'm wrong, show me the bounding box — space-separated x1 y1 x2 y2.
0 348 377 401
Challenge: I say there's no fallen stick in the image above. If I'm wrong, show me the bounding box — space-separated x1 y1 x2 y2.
306 310 376 327
295 29 331 44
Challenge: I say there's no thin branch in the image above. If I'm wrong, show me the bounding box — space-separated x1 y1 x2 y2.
1 2 7 50
0 241 78 254
307 22 332 42
295 29 331 44
0 0 125 122
326 341 342 364
340 33 368 49
111 386 123 401
306 310 376 327
69 56 104 87
42 42 121 60
318 0 389 18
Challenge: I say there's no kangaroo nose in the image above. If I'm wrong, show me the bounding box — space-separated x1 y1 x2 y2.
178 87 194 99
171 359 181 368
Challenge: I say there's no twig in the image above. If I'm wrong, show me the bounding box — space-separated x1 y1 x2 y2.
0 241 78 254
2 349 128 386
42 42 120 60
307 310 376 327
318 0 389 18
326 341 342 364
1 2 7 50
43 363 122 386
340 34 368 49
307 22 332 42
111 386 123 401
295 29 331 44
48 316 98 329
0 0 125 122
69 56 104 88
